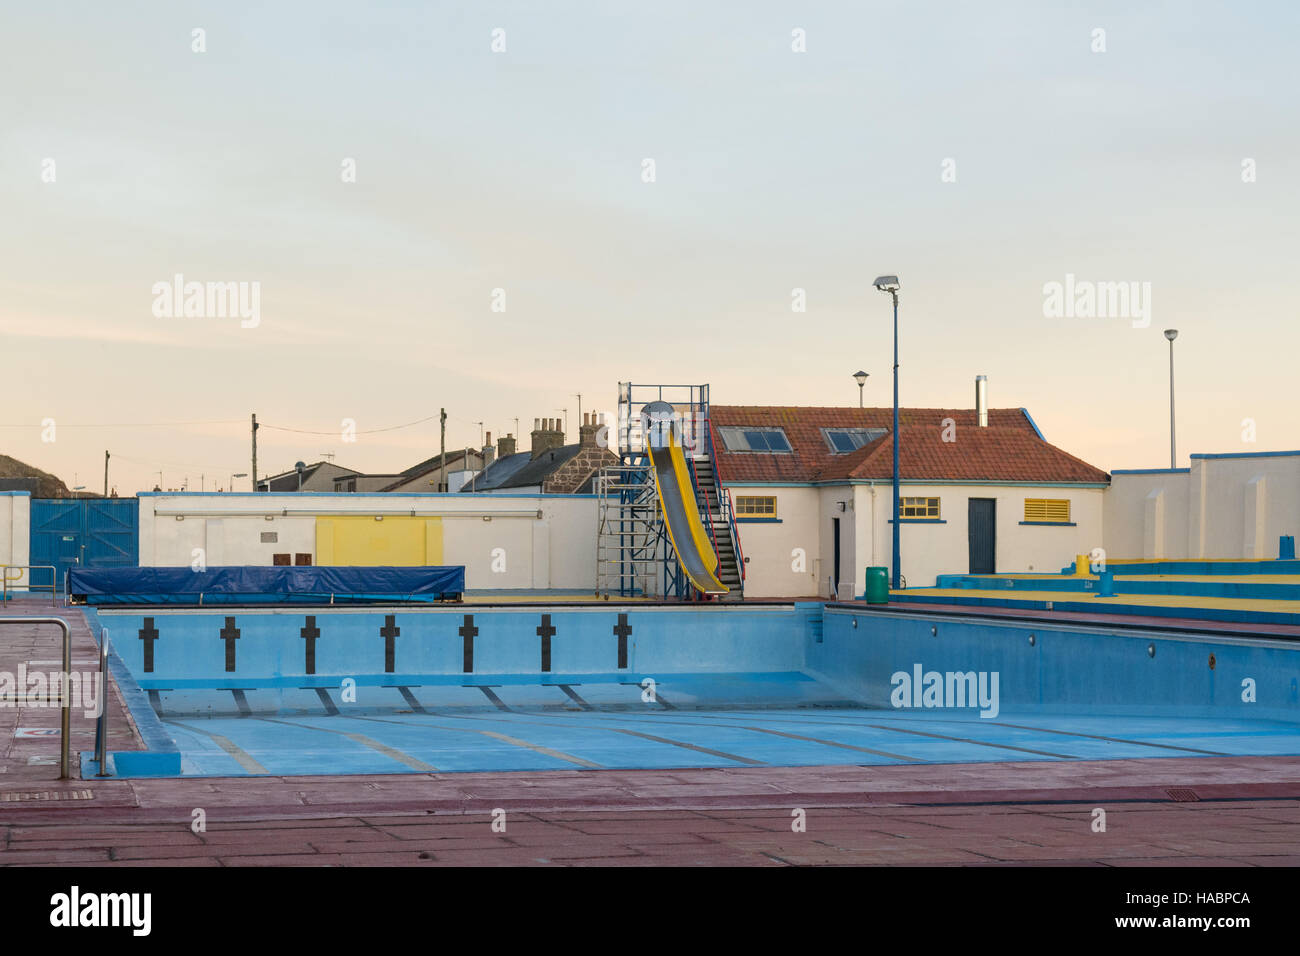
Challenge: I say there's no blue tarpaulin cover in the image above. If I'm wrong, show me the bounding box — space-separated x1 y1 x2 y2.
69 566 465 605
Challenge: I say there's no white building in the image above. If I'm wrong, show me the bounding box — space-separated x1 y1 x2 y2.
138 492 597 591
710 403 1110 598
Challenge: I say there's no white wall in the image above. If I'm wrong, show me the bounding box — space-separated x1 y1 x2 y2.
726 486 820 598
726 481 1106 593
0 491 31 578
864 484 1105 587
138 493 598 590
1107 453 1300 560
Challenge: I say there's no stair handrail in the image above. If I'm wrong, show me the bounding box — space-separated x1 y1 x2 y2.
700 411 745 586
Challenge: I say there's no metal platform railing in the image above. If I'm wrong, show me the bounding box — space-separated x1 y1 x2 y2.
1 565 58 606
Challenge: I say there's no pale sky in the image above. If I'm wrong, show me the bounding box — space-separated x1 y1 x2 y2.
2 2 1297 493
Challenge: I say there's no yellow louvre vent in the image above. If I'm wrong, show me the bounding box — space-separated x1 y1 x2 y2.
1024 498 1070 523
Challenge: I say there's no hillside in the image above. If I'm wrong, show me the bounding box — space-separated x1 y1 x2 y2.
0 454 73 497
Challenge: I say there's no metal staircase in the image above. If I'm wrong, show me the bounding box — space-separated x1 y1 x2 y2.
595 382 745 601
688 454 744 599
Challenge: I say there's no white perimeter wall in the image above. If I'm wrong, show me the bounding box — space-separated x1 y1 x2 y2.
1106 453 1300 560
139 493 598 590
0 492 31 570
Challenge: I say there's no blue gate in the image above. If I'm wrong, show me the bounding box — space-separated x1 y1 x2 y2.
29 498 139 594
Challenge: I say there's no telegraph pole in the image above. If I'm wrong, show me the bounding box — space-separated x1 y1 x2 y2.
439 408 447 493
103 450 109 497
251 413 259 491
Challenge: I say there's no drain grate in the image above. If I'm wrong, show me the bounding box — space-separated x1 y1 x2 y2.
1166 788 1200 802
0 789 94 802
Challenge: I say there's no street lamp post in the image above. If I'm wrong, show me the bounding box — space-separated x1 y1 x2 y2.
874 276 902 590
853 370 869 408
1164 329 1178 469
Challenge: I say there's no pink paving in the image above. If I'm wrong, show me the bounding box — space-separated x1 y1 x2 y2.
3 600 1300 866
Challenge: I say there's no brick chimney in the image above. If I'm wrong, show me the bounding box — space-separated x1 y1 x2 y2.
481 431 495 466
498 432 516 458
530 417 565 460
579 412 602 448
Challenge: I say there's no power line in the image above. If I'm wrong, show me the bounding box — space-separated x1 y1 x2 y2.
258 413 441 436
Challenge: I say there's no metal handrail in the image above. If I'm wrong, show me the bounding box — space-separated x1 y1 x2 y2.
701 412 747 585
94 627 111 776
1 565 58 607
0 617 73 778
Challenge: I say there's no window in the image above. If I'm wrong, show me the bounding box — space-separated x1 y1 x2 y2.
717 426 792 453
735 495 778 519
821 427 888 454
899 497 940 519
272 553 291 566
1024 498 1070 523
295 553 313 566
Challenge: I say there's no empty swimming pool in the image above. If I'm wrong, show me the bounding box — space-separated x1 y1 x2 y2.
81 603 1300 778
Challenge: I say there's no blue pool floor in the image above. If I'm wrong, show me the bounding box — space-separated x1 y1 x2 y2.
144 706 1300 778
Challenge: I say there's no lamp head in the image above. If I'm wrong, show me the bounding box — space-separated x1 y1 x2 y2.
853 370 869 386
873 275 900 293
1164 329 1178 341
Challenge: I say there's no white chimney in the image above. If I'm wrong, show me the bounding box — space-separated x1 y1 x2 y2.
976 375 988 427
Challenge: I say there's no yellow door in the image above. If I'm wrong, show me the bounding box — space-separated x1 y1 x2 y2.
315 516 443 566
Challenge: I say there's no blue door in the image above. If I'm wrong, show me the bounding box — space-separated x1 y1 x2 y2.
29 498 139 594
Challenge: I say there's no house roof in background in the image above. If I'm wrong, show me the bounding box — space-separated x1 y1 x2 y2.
710 406 1109 484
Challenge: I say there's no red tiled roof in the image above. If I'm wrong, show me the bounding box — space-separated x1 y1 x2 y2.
709 406 1109 485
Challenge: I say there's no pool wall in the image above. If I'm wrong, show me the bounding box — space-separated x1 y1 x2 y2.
810 607 1300 721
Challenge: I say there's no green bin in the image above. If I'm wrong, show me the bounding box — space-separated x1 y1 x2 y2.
864 567 890 604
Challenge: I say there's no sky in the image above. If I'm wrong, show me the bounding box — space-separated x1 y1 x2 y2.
2 1 1297 493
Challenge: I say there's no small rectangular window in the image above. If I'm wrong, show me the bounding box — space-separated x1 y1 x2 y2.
899 497 940 519
735 495 778 518
1024 498 1070 523
295 553 313 566
272 553 291 566
260 531 278 543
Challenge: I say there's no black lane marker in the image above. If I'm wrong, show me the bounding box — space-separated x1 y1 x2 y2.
735 725 921 762
313 687 340 716
396 686 427 714
613 613 631 669
476 686 511 711
537 614 555 672
459 615 478 673
979 720 1230 756
504 708 923 764
555 685 593 711
380 615 400 674
301 616 320 675
138 618 159 673
606 728 765 766
230 688 252 717
862 722 1075 759
219 617 240 672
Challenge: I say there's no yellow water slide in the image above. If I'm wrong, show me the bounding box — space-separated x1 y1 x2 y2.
644 407 728 596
